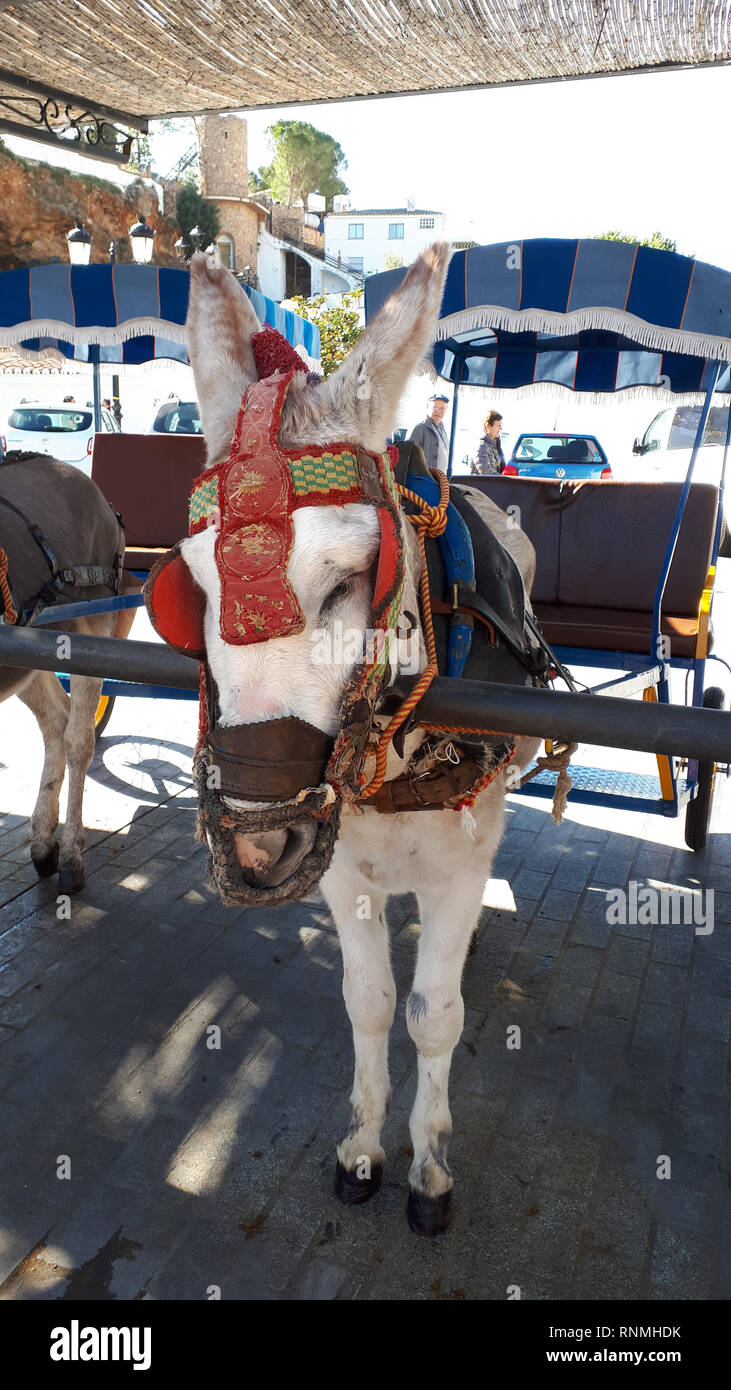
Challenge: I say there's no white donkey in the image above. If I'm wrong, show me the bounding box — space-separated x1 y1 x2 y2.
155 244 541 1235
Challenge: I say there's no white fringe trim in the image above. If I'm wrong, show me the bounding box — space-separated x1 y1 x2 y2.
0 318 188 348
431 305 731 365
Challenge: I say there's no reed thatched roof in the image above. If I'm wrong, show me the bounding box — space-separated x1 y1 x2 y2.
2 1 730 119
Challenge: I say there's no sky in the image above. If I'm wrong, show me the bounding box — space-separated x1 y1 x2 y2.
5 64 731 268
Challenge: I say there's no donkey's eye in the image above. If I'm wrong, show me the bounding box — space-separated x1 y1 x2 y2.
320 575 356 614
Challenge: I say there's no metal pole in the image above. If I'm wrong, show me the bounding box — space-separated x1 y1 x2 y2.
111 372 122 428
447 357 462 478
1 628 729 763
652 363 720 676
90 344 102 433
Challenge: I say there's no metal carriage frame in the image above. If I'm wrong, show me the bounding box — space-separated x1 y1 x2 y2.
365 239 731 845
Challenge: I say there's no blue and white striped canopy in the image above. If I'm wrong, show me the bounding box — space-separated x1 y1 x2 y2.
0 263 320 365
365 240 731 400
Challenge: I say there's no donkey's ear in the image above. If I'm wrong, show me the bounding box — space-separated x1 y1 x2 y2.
186 253 262 465
317 242 451 451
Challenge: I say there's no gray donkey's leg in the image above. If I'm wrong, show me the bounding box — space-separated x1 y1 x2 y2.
17 671 71 878
322 868 395 1205
57 673 103 892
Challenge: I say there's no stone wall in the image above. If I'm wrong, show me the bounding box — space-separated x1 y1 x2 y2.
0 144 179 271
271 204 323 253
199 114 248 200
209 200 261 275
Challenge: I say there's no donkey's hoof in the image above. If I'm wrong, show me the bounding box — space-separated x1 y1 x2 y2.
334 1159 383 1206
58 864 84 894
32 843 59 879
407 1188 452 1236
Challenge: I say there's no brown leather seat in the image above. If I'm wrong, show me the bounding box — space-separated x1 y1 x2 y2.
91 433 208 569
456 475 719 659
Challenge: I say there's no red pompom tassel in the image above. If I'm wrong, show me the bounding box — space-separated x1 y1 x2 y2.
252 324 308 380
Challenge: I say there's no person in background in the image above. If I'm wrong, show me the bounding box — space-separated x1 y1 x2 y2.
409 393 450 471
471 410 505 474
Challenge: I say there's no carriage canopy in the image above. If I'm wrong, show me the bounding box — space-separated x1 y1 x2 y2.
364 239 731 402
0 263 320 367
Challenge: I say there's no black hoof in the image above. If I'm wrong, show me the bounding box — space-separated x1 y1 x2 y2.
58 864 84 894
334 1159 383 1206
407 1187 452 1236
32 843 59 879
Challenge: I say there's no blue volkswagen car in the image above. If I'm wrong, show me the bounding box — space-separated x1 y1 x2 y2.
505 432 611 480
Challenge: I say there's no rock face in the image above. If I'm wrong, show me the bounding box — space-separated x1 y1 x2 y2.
0 145 180 270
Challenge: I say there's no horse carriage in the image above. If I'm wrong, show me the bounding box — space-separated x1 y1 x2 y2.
2 244 730 1232
367 238 731 850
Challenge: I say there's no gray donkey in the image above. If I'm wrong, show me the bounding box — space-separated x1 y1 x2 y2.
0 452 127 891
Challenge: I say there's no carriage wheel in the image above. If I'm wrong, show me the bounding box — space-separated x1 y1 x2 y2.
94 693 115 740
684 687 725 852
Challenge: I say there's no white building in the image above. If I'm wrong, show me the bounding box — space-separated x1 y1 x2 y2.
324 207 447 277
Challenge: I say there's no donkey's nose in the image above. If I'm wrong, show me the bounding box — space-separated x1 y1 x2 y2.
234 823 317 886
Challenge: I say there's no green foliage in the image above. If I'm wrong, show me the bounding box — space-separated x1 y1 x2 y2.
596 230 684 254
249 168 271 195
124 133 153 175
384 254 404 271
263 121 348 210
176 184 220 257
290 288 363 377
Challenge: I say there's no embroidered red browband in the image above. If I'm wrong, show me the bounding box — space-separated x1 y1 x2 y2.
148 364 403 654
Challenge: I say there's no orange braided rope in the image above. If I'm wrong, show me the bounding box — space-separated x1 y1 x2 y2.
0 548 17 625
356 468 450 801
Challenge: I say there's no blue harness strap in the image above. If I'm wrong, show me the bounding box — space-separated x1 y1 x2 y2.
405 470 475 677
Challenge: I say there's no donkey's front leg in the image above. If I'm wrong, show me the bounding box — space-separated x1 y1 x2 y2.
406 874 486 1236
321 868 395 1205
57 673 102 893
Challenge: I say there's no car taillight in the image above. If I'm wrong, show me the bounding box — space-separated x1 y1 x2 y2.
502 463 518 475
600 465 612 479
0 434 5 455
87 437 93 455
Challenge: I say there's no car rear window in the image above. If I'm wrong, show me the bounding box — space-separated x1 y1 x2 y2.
8 408 93 433
153 403 201 433
514 435 602 465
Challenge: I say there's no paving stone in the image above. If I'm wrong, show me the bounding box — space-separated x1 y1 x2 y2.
538 888 580 921
650 1225 715 1299
511 869 552 901
632 1002 683 1056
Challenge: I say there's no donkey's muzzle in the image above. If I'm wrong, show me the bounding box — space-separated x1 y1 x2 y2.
196 716 341 907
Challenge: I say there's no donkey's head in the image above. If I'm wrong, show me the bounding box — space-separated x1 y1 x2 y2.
146 243 451 906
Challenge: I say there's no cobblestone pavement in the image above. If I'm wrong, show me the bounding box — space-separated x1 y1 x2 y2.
0 603 729 1301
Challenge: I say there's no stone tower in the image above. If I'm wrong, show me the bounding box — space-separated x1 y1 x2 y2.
199 114 248 198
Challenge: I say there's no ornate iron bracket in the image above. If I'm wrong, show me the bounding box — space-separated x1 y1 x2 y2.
0 69 146 166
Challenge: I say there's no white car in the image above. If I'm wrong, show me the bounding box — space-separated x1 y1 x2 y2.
4 401 120 476
631 403 730 555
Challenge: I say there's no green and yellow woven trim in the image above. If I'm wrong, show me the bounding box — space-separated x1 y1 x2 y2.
189 473 219 532
189 447 397 530
287 449 360 498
